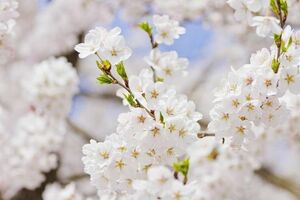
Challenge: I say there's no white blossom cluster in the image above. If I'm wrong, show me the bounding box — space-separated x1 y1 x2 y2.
1 0 300 199
227 0 300 38
0 57 78 199
19 0 115 61
153 0 209 21
128 165 196 200
43 183 85 200
0 0 18 38
0 0 18 64
24 57 79 117
209 0 300 148
76 16 205 198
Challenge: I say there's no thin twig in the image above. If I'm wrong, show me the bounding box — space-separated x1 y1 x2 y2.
255 167 300 199
197 132 216 138
66 118 93 142
95 53 155 119
61 174 89 185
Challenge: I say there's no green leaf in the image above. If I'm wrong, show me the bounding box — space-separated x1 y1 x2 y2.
156 76 164 82
173 158 190 177
287 37 293 49
274 34 281 44
280 0 288 16
138 22 152 36
123 93 137 107
159 112 165 124
116 61 128 81
96 60 102 70
270 0 279 14
281 40 287 52
272 58 280 73
97 74 114 84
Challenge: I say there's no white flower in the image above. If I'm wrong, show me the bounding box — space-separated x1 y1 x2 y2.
101 27 132 65
293 30 300 46
278 67 300 95
144 82 166 110
280 45 300 68
281 25 293 44
153 15 185 45
145 166 173 194
254 68 279 96
75 27 132 63
227 0 253 23
251 16 282 37
261 105 289 127
161 180 195 200
74 27 107 58
250 48 272 67
145 49 188 81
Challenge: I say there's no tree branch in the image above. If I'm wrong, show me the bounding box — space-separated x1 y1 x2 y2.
66 118 93 142
255 167 300 199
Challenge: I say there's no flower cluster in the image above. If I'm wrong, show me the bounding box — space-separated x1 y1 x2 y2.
129 165 196 200
0 57 78 199
209 0 300 148
227 0 296 38
19 0 114 61
0 0 18 64
43 183 84 200
145 49 188 82
24 57 79 117
0 0 18 39
78 17 204 198
153 0 208 21
152 15 185 45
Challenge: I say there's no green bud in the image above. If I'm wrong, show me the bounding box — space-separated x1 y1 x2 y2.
270 0 279 14
173 158 190 178
156 77 164 82
138 22 153 36
272 58 280 73
116 61 128 81
274 33 281 47
123 93 137 107
96 60 111 71
97 73 114 84
280 0 288 16
159 112 165 124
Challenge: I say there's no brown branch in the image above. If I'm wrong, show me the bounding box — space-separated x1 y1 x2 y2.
255 167 300 199
60 174 89 185
197 132 215 138
95 53 155 120
66 118 93 142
